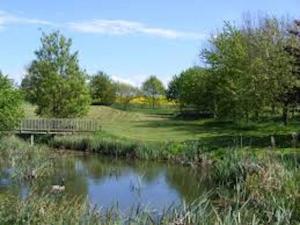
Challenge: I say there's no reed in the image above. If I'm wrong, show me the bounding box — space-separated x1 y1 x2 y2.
0 135 58 181
49 133 212 164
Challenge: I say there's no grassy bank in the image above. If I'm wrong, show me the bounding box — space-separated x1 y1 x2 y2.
23 104 300 143
50 133 206 163
49 131 300 167
1 136 300 224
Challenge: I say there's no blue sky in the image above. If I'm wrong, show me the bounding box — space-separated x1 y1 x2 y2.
0 0 299 86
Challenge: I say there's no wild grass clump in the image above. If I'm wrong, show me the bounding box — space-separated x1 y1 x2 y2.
50 133 211 164
0 135 58 181
209 150 300 224
0 189 296 225
0 193 101 225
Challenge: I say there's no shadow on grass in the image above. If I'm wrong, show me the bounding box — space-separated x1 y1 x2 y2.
133 119 257 136
133 117 300 148
111 104 177 116
184 134 299 149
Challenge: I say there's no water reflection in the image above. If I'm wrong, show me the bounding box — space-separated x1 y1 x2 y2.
1 153 210 211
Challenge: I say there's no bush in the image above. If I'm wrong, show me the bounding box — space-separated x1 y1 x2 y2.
0 72 24 132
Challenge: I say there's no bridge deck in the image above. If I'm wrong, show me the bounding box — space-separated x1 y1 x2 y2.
16 119 101 134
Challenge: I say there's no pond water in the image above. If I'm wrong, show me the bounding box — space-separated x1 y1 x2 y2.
1 153 211 211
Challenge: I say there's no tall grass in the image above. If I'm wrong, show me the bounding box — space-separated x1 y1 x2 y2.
0 136 58 181
49 132 299 166
0 194 101 225
49 133 214 164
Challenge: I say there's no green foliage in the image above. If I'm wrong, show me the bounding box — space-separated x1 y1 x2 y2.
282 20 300 124
167 67 216 115
89 71 117 105
0 72 23 131
201 17 296 121
167 16 300 123
203 18 294 120
115 82 140 109
142 75 165 109
22 31 90 118
166 75 181 103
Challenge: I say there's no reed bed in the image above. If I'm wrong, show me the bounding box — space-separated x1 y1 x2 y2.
50 133 212 164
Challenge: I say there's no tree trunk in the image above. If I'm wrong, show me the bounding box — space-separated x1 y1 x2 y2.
255 111 259 121
282 103 289 126
213 99 218 119
271 103 276 115
291 106 295 119
245 111 249 124
152 96 155 109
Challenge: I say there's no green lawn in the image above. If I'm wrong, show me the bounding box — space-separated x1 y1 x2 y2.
23 103 300 144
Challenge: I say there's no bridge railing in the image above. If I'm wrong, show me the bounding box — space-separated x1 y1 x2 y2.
17 119 101 134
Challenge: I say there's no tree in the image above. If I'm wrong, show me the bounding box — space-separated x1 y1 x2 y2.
282 20 300 124
22 31 90 118
115 82 140 109
250 17 296 124
202 23 258 120
166 75 181 104
202 17 295 122
89 71 117 105
167 67 216 116
142 76 165 109
0 72 24 131
20 73 35 103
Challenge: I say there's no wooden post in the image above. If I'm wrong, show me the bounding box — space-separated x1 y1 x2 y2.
271 135 276 149
292 132 298 148
30 134 34 146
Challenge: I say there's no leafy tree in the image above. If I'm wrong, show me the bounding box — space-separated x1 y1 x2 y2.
249 17 296 124
115 82 140 109
167 67 216 115
180 67 216 114
245 17 296 124
89 71 116 105
142 76 165 109
20 73 35 103
166 75 181 104
282 20 300 124
202 17 295 122
22 31 90 118
0 72 24 131
203 24 256 120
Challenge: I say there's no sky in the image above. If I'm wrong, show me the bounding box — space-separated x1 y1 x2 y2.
0 0 299 86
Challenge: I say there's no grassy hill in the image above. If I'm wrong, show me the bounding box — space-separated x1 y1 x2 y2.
23 103 300 144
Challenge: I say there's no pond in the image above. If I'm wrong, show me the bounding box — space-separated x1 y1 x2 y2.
0 152 211 211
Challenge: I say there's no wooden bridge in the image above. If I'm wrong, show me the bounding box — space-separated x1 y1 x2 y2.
15 118 101 145
16 118 101 134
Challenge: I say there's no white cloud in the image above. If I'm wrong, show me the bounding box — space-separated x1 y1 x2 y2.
111 75 137 86
111 74 169 88
0 11 54 28
68 19 206 40
0 11 206 40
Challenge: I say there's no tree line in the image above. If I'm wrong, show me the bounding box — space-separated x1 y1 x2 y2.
167 16 300 124
1 14 300 132
89 72 165 109
20 31 166 118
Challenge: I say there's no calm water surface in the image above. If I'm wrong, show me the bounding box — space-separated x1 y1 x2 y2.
1 153 210 211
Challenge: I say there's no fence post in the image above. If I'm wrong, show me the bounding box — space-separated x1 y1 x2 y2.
30 134 34 146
